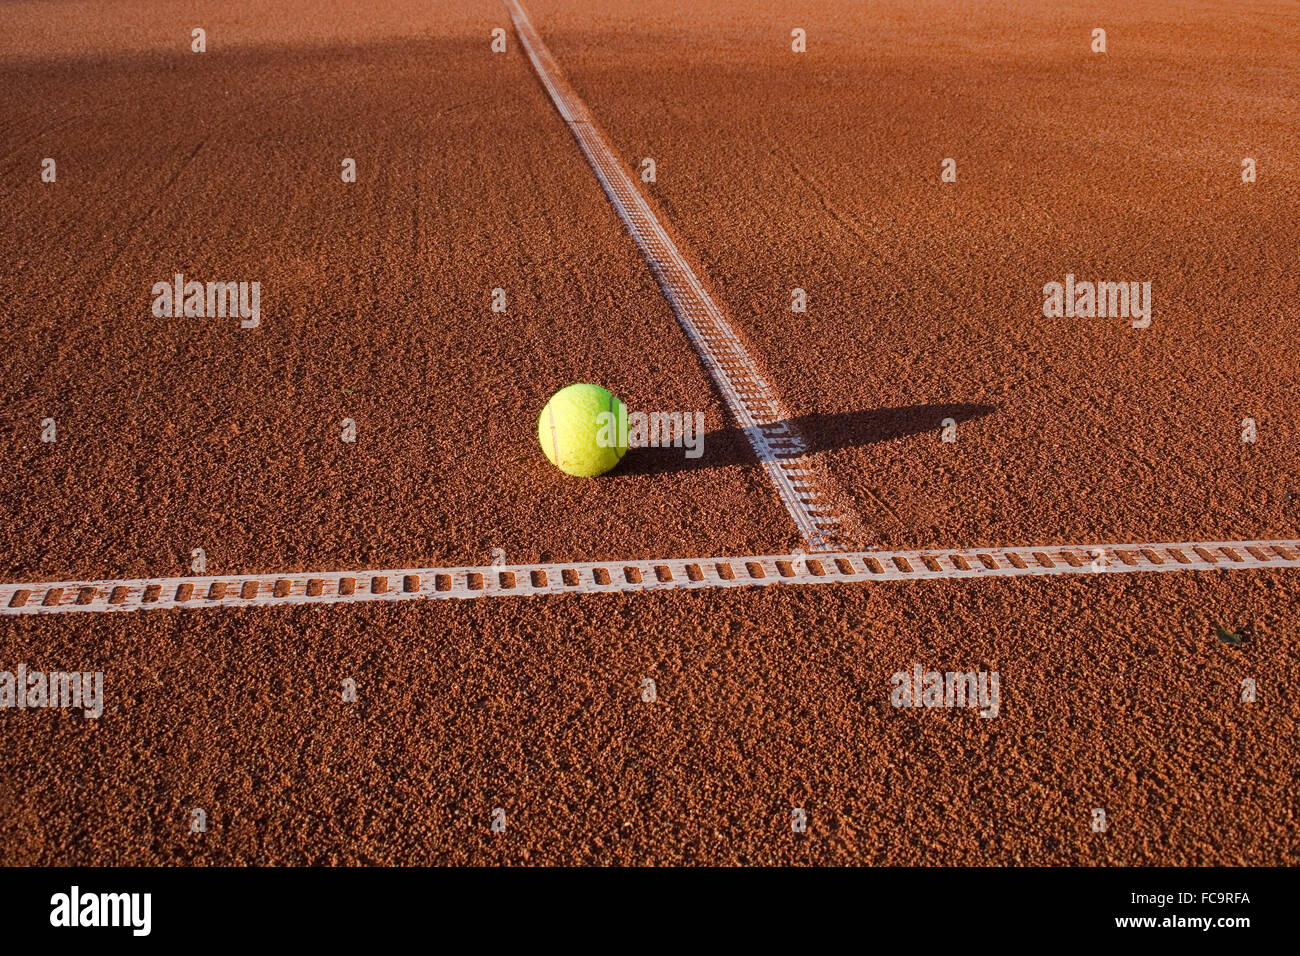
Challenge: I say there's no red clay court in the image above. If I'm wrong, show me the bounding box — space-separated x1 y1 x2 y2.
0 0 1297 865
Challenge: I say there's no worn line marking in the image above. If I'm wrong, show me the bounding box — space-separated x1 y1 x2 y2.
3 540 1296 616
504 0 844 551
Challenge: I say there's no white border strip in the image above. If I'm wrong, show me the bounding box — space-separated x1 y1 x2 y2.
504 0 843 551
4 540 1296 616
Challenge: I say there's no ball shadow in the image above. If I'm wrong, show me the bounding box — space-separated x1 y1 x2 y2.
618 402 996 476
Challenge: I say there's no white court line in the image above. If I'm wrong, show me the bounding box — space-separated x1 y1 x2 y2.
3 540 1296 616
504 0 844 551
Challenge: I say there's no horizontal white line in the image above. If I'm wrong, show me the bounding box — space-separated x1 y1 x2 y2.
4 539 1296 617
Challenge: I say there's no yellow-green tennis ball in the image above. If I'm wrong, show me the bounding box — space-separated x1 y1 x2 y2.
537 383 628 477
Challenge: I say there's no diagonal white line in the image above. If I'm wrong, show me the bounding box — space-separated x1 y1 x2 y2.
503 0 844 551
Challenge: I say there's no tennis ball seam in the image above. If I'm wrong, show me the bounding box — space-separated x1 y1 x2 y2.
547 403 561 467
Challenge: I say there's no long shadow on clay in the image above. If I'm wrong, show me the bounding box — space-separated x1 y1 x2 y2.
619 403 996 476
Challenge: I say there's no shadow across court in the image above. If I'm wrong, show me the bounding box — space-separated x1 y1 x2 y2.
619 402 996 476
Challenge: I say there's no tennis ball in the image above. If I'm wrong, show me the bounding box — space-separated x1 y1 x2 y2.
537 383 628 477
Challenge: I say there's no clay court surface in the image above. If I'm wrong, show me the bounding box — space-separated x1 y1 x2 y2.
1 0 1297 864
